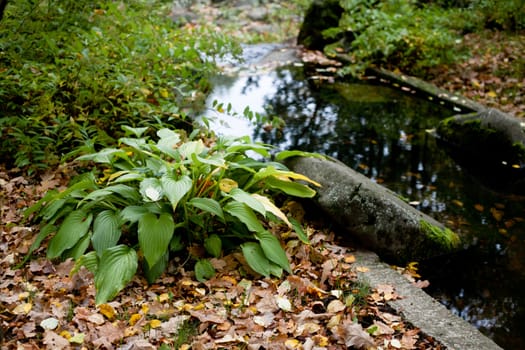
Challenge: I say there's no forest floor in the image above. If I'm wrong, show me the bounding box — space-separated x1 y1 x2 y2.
1 1 523 349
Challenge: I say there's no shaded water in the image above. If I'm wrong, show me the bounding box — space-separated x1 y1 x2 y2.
202 64 525 349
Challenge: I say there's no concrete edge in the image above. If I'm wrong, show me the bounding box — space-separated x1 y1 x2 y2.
353 250 503 350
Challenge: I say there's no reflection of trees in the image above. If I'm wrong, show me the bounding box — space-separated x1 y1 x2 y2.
253 66 466 214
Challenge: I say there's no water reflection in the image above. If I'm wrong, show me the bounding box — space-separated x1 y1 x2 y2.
202 65 525 350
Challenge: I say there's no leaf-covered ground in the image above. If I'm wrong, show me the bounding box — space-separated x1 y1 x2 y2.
1 166 444 349
2 1 523 349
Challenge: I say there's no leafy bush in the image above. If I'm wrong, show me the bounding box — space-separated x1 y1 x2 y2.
471 0 525 31
0 0 240 172
322 0 466 76
25 126 320 304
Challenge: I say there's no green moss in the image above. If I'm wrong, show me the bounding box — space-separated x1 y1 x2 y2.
420 220 460 250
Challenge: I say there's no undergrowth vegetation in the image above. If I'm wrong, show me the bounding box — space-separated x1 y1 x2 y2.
24 127 321 304
0 0 239 172
321 0 524 76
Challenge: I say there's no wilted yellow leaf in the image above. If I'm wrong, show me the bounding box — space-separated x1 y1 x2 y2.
251 193 291 227
99 303 116 320
158 293 170 303
18 292 30 300
344 254 356 263
490 207 504 221
141 304 150 314
13 302 32 315
129 313 142 326
219 178 238 193
284 339 301 349
355 266 369 273
69 332 85 344
487 90 497 98
149 319 162 329
474 204 484 212
452 199 463 207
60 330 72 339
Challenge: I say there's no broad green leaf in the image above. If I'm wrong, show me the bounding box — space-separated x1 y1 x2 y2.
66 233 91 260
204 234 222 258
224 202 264 232
120 205 148 223
195 259 216 282
275 150 326 161
94 245 138 304
17 223 57 267
250 193 291 227
156 128 181 158
112 172 144 183
41 198 70 221
144 251 169 284
188 198 224 221
122 125 148 138
140 178 164 202
170 234 184 252
72 251 99 275
265 177 317 198
256 231 291 273
290 217 310 244
179 140 206 159
138 213 175 267
47 210 93 259
192 153 225 167
269 263 284 278
105 184 141 202
92 210 121 255
77 148 127 164
241 242 270 276
120 137 148 151
229 188 265 216
160 175 192 209
23 189 59 221
226 143 271 157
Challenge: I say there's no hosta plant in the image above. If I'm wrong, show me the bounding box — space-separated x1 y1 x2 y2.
25 126 320 304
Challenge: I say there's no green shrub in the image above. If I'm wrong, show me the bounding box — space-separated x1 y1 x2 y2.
323 0 466 76
25 126 320 304
471 0 525 31
0 0 240 172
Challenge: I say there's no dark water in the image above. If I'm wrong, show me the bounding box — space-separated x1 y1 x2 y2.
202 64 525 349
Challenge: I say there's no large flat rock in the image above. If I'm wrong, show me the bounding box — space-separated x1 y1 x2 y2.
354 250 503 350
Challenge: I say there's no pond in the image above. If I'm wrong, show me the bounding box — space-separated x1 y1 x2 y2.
199 57 525 350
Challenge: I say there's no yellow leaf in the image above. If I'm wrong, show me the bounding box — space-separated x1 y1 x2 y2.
285 339 301 349
124 327 139 337
193 303 205 311
344 254 356 263
69 333 85 344
129 313 142 326
490 207 504 221
474 204 484 212
355 266 369 273
149 319 162 329
487 90 497 98
452 199 463 207
315 335 329 347
159 88 169 98
219 178 238 193
141 304 150 314
158 293 170 303
251 193 291 227
13 302 32 315
99 303 116 320
60 330 72 339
